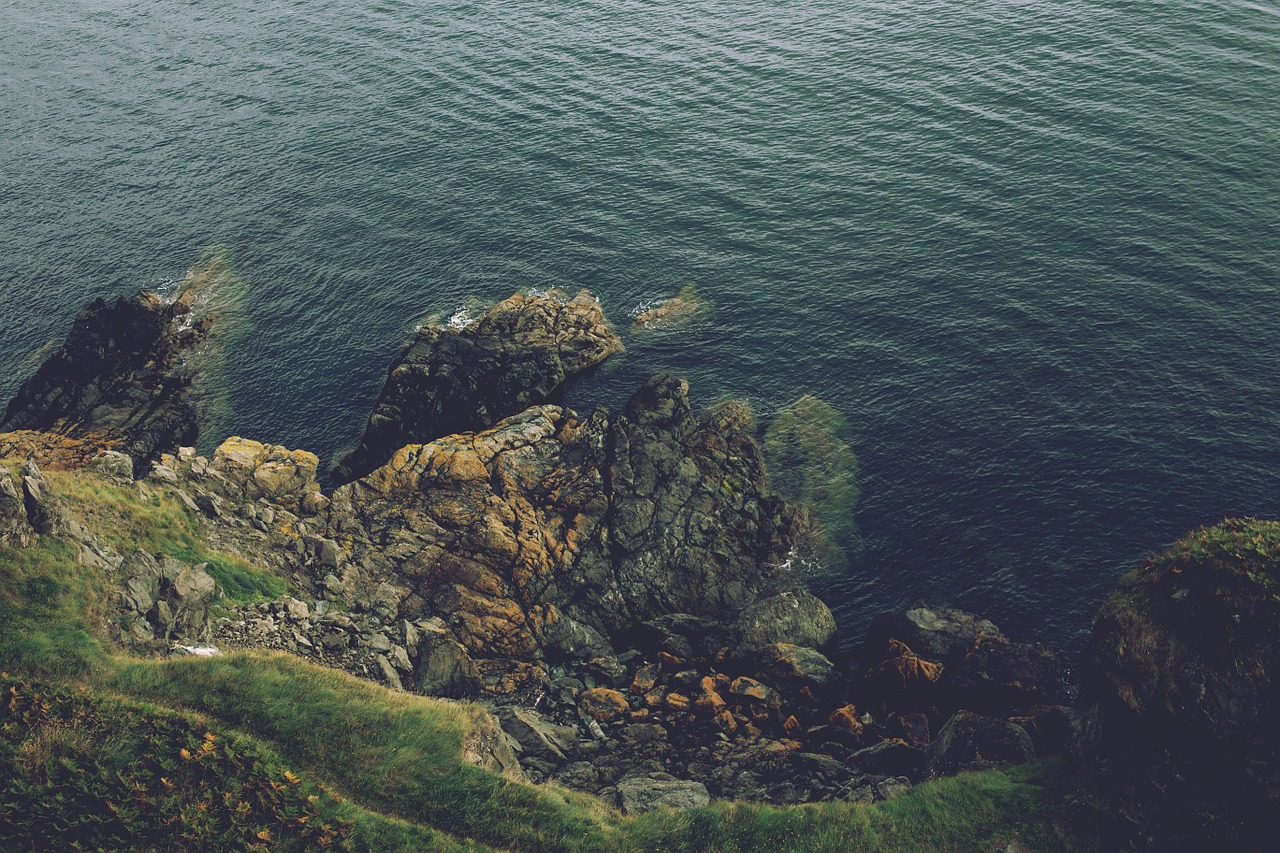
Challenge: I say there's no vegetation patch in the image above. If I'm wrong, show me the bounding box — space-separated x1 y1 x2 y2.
45 470 288 603
762 395 861 572
1148 517 1280 594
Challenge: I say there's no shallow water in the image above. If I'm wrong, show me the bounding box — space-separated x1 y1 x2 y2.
3 0 1278 665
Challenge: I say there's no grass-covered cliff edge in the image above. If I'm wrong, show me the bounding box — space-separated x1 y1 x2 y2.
0 464 1070 852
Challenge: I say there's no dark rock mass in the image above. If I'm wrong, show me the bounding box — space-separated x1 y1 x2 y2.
1 290 209 475
325 372 811 694
1075 518 1280 851
332 290 622 483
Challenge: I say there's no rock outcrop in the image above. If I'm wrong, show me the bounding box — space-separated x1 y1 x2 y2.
117 550 222 643
333 290 622 483
326 373 811 695
1076 518 1280 850
1 289 211 476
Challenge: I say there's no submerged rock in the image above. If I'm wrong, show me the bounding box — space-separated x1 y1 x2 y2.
333 290 622 483
761 394 860 571
631 285 707 330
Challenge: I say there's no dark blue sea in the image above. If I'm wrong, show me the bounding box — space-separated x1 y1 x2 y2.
3 0 1278 667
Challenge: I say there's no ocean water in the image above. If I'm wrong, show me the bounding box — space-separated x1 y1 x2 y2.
2 0 1278 665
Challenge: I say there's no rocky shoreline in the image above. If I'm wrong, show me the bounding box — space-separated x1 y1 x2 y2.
3 281 1277 847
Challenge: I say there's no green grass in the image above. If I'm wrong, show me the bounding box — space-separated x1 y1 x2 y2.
2 464 1076 852
45 469 287 603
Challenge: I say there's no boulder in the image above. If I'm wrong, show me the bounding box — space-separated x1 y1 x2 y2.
87 450 135 481
497 707 578 763
579 688 631 723
0 467 36 548
753 643 835 688
334 290 622 483
117 550 222 642
925 711 1034 778
863 605 1002 668
848 739 926 779
414 633 481 698
616 776 710 814
209 437 322 513
325 371 810 695
733 590 836 650
863 603 1059 712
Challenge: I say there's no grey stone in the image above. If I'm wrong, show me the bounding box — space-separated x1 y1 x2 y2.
616 777 710 814
734 590 836 650
498 707 578 763
375 654 403 690
925 711 1035 779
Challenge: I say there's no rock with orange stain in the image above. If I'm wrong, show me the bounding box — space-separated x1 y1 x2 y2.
579 687 631 722
630 663 661 695
828 704 866 741
334 290 622 483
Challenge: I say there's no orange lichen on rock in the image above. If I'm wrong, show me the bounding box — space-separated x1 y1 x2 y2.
579 688 631 722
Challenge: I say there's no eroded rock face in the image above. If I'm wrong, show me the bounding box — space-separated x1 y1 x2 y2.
333 290 622 483
1076 519 1280 850
1 291 211 476
0 466 37 548
326 374 813 695
117 550 222 643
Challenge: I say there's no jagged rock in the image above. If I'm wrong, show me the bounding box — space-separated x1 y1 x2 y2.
497 707 578 763
0 466 37 548
925 711 1034 778
947 632 1060 710
616 776 710 814
1 290 212 474
864 605 1002 667
20 462 61 535
1076 519 1280 849
733 590 836 650
539 610 613 662
631 285 706 330
87 450 135 481
848 739 926 779
375 654 403 690
334 290 622 483
326 373 810 695
863 604 1058 712
753 643 835 688
637 613 725 660
461 710 526 782
414 633 481 698
209 437 322 509
117 550 222 642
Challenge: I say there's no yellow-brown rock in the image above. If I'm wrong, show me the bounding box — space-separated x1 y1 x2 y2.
631 663 661 695
829 704 865 740
665 692 691 712
875 638 943 690
713 709 738 736
692 677 727 715
579 688 630 723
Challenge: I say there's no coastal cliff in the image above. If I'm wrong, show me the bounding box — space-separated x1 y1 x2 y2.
2 283 1275 850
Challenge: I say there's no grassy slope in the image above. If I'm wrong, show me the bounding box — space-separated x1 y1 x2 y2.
1 466 1072 852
